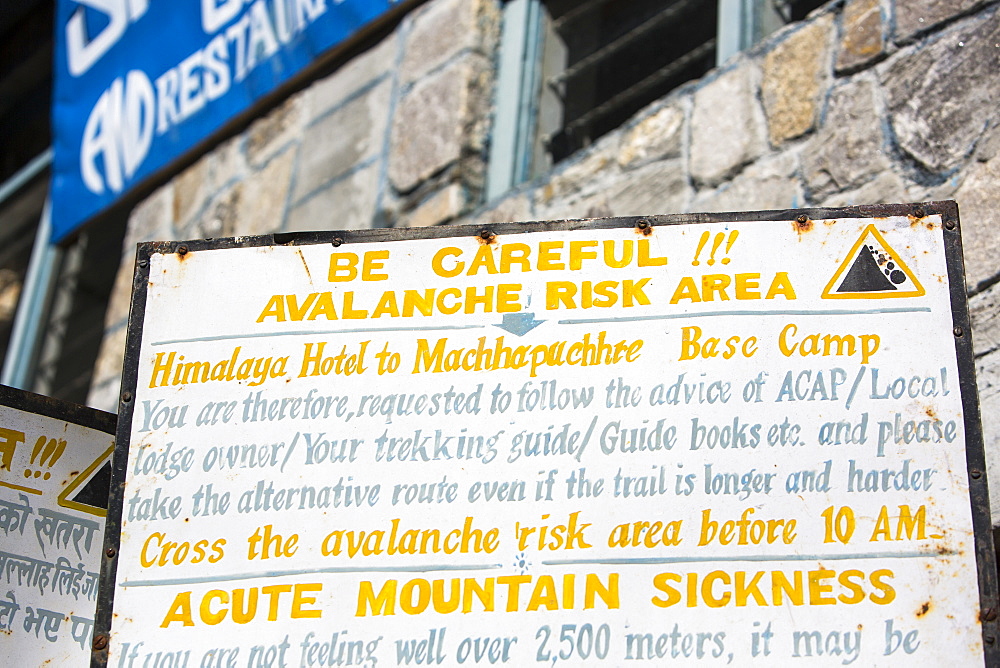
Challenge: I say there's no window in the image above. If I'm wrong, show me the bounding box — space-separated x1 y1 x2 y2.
540 0 718 164
487 0 829 199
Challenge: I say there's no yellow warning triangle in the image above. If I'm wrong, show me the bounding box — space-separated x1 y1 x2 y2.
821 224 925 299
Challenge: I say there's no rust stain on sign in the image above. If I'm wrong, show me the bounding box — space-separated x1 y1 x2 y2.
295 248 313 283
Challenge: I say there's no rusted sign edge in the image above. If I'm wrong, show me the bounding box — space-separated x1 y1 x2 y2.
938 201 1000 664
0 384 116 436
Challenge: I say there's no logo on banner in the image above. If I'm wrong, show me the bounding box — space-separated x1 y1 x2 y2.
822 224 925 299
66 0 149 76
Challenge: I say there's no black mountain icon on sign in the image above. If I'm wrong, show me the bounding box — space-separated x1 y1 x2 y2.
836 245 897 293
69 460 111 511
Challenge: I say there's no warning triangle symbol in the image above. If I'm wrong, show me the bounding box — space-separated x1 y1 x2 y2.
821 224 925 299
58 444 113 517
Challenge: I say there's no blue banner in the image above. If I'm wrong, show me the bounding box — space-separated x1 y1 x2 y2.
51 0 402 242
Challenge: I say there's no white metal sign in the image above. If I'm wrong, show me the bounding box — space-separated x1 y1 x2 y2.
99 204 995 666
0 387 115 665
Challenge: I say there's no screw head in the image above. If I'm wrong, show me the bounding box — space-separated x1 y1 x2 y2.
332 238 343 247
93 634 109 651
796 214 809 224
945 219 957 230
480 229 492 240
637 220 649 229
138 259 148 268
986 634 996 645
122 392 133 403
913 206 926 218
972 469 983 479
954 327 964 337
106 547 116 558
177 245 188 256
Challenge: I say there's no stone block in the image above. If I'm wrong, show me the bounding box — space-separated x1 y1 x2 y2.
293 79 392 201
400 0 500 85
534 191 612 222
463 193 533 227
103 255 138 328
388 54 492 193
690 64 767 187
952 157 1000 290
971 281 1000 359
538 144 618 205
836 0 885 71
286 164 380 232
605 159 690 217
236 148 296 236
125 184 175 248
802 79 891 200
86 378 121 414
309 34 398 119
246 95 306 167
618 104 685 169
818 171 908 208
895 0 986 42
90 324 127 393
400 184 466 227
693 153 801 213
975 122 1000 162
182 185 242 240
172 157 208 226
883 11 1000 173
206 135 247 189
972 285 1000 519
762 16 833 146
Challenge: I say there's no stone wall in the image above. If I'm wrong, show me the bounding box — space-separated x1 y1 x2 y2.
90 0 1000 518
87 0 501 409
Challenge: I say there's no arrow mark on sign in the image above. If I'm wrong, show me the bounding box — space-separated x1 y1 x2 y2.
494 313 545 336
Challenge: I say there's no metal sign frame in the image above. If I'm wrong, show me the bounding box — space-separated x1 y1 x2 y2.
0 383 116 664
0 384 116 439
93 200 998 665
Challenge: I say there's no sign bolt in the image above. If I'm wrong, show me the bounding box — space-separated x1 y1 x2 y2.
122 392 133 403
332 238 343 247
106 547 116 558
177 245 188 256
945 219 956 230
971 469 982 479
954 327 964 337
93 635 108 651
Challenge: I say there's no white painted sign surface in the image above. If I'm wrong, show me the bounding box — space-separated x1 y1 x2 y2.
108 214 986 666
0 395 114 665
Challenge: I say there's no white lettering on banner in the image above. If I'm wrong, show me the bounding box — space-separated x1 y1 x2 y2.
66 0 149 76
80 71 154 195
202 0 244 33
77 0 330 194
202 0 328 35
